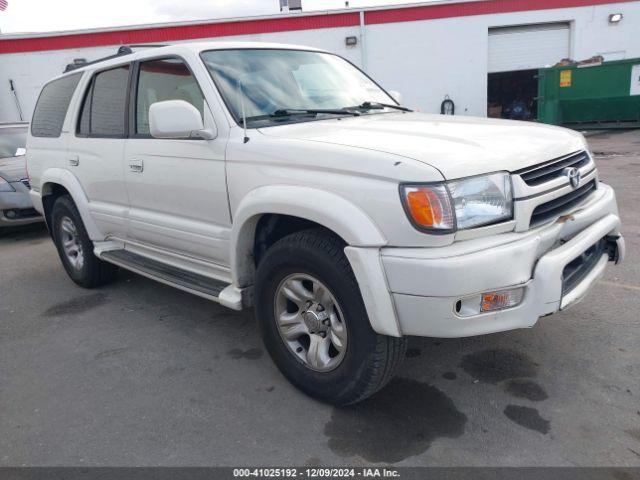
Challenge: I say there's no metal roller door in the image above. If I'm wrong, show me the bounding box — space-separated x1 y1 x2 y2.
488 23 570 73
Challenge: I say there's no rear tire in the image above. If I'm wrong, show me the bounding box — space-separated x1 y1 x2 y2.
51 195 118 288
255 228 406 405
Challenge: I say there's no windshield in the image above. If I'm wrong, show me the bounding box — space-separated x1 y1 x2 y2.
201 49 395 127
0 126 27 159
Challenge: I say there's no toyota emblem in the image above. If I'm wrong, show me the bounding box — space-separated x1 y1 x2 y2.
564 167 581 189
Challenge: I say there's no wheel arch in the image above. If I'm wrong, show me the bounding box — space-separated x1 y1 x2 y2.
230 186 387 288
40 168 101 240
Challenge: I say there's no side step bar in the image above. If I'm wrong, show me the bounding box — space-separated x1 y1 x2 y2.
100 249 241 307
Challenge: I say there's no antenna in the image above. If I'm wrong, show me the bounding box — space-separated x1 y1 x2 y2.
237 78 250 144
9 79 24 121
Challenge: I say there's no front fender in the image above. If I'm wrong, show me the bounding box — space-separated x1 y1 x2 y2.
40 168 102 241
231 185 386 284
231 186 402 337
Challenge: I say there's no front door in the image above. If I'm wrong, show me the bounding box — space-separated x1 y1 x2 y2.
123 57 230 267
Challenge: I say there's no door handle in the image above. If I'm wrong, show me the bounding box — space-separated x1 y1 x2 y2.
129 159 144 173
67 155 79 167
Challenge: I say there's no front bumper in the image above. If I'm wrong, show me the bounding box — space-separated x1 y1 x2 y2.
381 183 623 338
0 181 42 227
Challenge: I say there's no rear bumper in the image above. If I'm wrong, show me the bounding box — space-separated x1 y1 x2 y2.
380 183 623 338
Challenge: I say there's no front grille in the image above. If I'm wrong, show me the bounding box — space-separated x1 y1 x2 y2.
21 178 30 189
530 180 597 227
562 238 606 295
517 151 590 186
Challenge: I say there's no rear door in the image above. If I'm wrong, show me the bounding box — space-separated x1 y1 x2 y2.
27 73 83 201
123 57 230 265
68 64 131 240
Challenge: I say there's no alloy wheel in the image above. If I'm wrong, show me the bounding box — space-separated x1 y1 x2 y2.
60 216 84 271
274 273 348 372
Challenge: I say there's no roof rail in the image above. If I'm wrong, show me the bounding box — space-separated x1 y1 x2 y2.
63 44 169 73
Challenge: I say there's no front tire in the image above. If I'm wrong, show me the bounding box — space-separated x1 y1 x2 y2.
51 195 118 288
255 228 406 405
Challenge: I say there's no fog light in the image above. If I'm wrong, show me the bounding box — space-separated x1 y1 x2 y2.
480 288 524 312
5 209 18 219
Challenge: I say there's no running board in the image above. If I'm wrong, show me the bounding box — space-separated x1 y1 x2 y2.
100 249 242 308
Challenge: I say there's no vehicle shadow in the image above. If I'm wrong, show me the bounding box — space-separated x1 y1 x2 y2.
0 222 49 244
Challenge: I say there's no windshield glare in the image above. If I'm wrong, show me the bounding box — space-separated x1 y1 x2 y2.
201 49 394 126
0 127 27 159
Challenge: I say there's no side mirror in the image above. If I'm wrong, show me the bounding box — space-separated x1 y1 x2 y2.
388 90 402 104
14 147 26 157
149 100 216 140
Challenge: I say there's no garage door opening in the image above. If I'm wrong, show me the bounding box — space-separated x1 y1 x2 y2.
487 23 570 121
488 69 538 120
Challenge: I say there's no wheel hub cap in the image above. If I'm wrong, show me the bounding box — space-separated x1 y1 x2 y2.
274 273 348 372
302 308 329 334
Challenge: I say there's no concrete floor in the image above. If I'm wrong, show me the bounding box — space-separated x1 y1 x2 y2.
1 130 639 467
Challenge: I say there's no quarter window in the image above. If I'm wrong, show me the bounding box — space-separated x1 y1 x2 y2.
135 58 205 135
31 73 82 138
78 65 130 137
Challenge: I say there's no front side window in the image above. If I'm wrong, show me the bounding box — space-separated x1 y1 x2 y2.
31 73 82 138
201 49 394 127
135 58 205 135
78 65 130 137
0 126 27 158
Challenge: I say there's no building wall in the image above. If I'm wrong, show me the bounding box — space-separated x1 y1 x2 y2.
0 1 638 123
364 2 640 116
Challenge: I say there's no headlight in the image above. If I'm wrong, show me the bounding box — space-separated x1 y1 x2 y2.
0 175 15 193
401 172 513 232
449 172 513 229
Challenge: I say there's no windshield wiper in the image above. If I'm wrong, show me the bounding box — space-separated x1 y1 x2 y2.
348 101 412 112
270 108 360 117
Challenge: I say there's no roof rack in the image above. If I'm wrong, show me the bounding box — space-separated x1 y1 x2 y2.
63 44 169 73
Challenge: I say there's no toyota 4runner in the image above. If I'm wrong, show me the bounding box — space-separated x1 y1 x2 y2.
26 42 625 405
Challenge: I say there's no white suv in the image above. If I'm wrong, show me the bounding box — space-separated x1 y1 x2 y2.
26 42 624 405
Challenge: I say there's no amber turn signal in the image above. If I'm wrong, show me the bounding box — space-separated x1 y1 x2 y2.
480 288 524 312
402 185 454 230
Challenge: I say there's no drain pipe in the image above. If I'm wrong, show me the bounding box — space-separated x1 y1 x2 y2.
359 10 367 71
9 79 24 121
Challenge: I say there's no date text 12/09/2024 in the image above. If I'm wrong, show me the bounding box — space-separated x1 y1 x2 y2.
233 468 400 478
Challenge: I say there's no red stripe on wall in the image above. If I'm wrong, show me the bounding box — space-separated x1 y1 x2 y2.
365 0 631 24
0 0 632 54
0 13 359 54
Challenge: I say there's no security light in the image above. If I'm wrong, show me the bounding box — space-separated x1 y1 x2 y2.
608 13 623 23
345 36 358 46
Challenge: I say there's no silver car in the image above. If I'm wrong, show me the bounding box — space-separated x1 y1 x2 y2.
0 122 42 230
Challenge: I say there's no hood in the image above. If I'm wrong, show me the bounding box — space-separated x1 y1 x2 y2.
258 112 586 180
0 156 27 182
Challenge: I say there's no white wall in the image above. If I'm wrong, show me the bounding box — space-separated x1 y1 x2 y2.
1 1 639 122
365 2 640 116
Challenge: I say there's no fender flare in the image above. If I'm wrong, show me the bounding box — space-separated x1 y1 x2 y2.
231 185 386 285
231 186 402 337
40 168 102 241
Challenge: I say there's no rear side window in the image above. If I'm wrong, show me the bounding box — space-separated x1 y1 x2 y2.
78 65 130 137
135 58 205 135
31 73 82 138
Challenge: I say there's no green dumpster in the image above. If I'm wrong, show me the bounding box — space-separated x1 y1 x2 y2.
537 58 640 129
